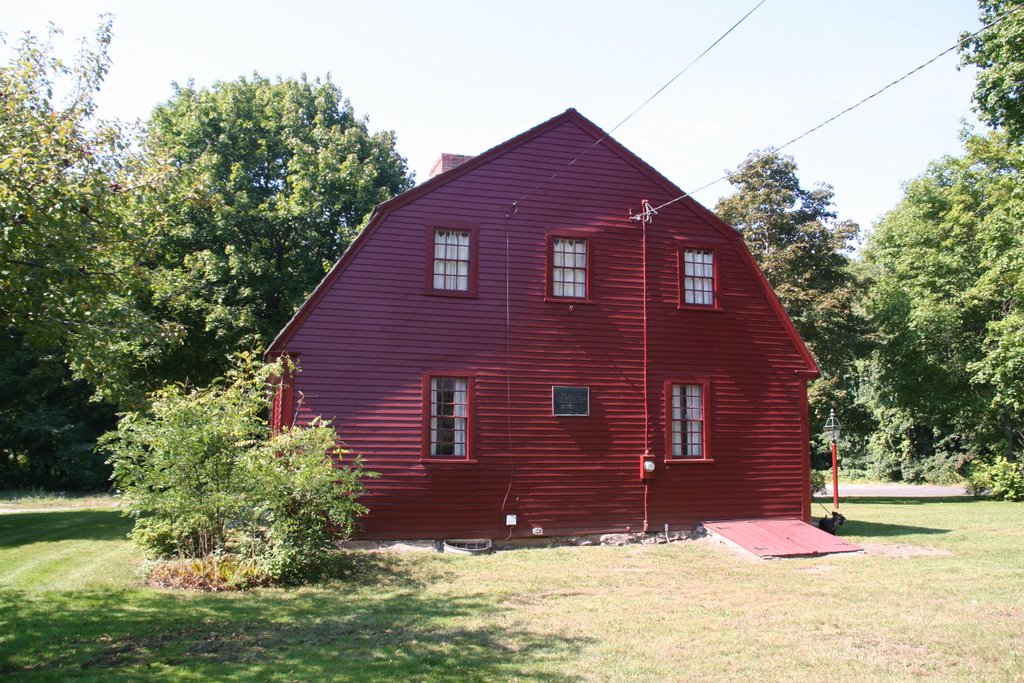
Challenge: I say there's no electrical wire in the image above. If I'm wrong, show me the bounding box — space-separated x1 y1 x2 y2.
640 201 653 535
500 205 516 514
509 0 767 211
638 4 1024 217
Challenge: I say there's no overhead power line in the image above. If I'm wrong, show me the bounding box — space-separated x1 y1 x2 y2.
638 3 1024 219
606 0 767 144
510 0 767 212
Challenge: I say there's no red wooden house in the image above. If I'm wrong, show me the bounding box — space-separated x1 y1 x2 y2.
267 109 819 541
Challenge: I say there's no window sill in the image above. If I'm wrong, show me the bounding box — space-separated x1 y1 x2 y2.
677 303 721 312
544 297 595 305
419 457 478 464
664 458 715 464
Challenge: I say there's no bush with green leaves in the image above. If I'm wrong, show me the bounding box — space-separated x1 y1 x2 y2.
810 468 827 495
967 456 1024 501
102 353 374 584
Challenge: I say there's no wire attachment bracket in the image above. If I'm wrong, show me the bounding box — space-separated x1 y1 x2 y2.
630 199 657 224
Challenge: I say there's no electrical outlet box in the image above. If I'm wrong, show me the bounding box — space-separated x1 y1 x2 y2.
532 527 544 536
505 514 517 526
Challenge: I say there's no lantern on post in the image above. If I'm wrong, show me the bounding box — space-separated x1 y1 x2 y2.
824 408 841 510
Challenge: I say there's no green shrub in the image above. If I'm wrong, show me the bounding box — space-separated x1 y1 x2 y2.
967 456 1024 501
242 417 375 583
809 469 826 495
103 353 374 585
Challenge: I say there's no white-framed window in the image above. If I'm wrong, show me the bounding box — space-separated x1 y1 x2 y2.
433 229 470 292
683 249 715 306
670 383 705 458
552 237 588 299
429 376 468 457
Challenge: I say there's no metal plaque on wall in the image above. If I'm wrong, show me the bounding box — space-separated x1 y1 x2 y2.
552 386 590 416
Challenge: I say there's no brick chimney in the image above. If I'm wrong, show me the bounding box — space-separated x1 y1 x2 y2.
429 153 473 178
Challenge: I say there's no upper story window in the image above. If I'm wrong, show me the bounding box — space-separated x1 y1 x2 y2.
428 375 469 458
682 248 715 306
550 236 588 299
432 229 471 292
668 381 708 459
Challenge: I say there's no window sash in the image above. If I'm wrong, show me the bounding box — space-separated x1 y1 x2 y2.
683 249 714 306
433 230 470 291
430 377 468 457
552 237 587 298
671 383 704 458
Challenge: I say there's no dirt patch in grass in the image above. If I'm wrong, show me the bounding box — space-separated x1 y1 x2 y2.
791 542 953 567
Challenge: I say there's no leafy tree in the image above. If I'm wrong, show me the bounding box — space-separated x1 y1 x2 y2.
0 20 183 488
960 0 1024 143
715 150 872 469
103 354 374 584
1 20 120 338
861 131 1023 481
0 20 181 407
134 75 414 387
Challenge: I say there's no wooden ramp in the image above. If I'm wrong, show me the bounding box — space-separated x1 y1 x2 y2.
703 519 862 558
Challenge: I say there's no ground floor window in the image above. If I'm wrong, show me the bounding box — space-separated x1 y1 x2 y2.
670 382 706 458
429 376 468 457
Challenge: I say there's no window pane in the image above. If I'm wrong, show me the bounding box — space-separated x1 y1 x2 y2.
552 238 587 299
683 249 714 306
430 377 468 457
433 229 470 291
671 383 705 458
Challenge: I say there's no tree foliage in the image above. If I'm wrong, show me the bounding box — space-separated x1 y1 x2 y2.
715 151 872 467
0 20 180 406
134 75 414 388
860 131 1024 480
960 0 1024 143
103 354 374 584
0 20 181 487
0 330 115 490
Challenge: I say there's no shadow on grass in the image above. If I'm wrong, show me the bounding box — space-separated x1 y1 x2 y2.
0 510 131 549
319 550 439 590
840 519 950 538
0 582 588 681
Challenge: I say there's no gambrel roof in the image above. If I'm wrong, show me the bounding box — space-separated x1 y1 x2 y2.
267 108 819 378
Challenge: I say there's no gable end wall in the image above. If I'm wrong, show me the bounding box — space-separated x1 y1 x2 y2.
280 117 813 539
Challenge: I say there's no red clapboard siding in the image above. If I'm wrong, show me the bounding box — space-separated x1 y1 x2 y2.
268 109 818 540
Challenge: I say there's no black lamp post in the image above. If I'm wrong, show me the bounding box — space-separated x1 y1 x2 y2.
824 408 841 510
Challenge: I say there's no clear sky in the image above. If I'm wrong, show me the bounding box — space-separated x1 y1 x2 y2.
3 1 984 233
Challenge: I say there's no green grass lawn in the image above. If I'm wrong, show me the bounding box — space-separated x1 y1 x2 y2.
0 490 120 511
2 498 1022 681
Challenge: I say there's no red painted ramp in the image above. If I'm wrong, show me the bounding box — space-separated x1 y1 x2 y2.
703 519 862 558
